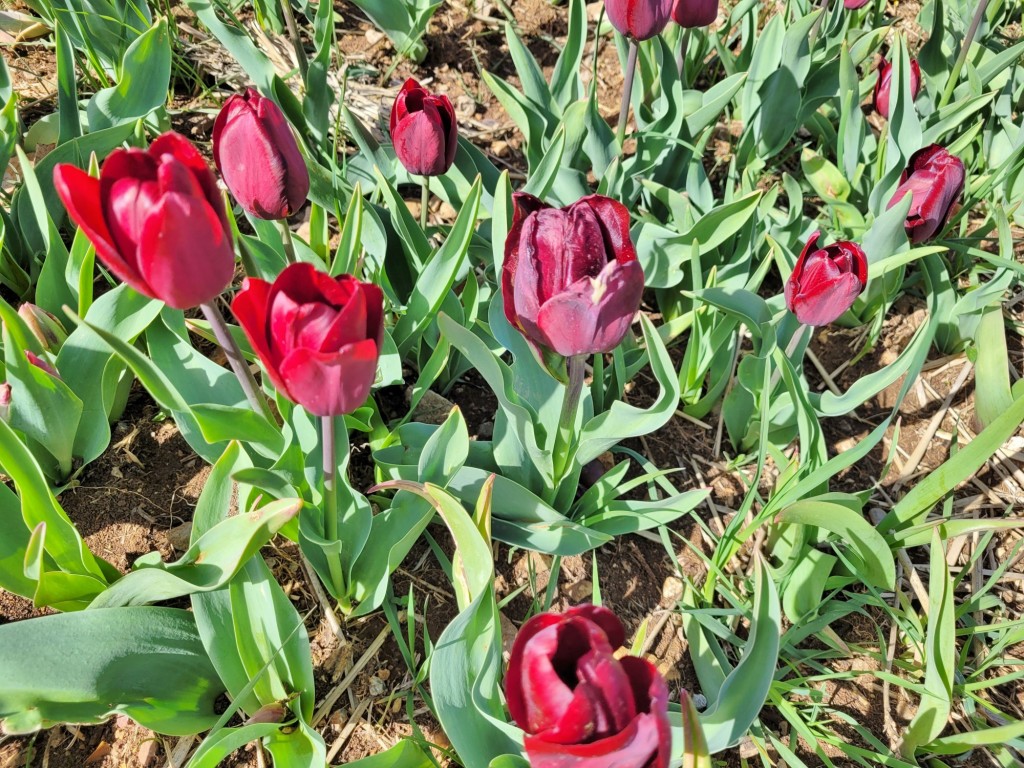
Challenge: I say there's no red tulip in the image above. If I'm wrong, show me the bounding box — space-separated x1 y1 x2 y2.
213 88 310 220
231 263 383 417
606 0 675 40
785 231 867 326
389 79 458 178
502 193 644 359
873 57 921 119
844 0 870 7
671 0 717 28
53 132 235 310
887 144 965 244
505 605 671 768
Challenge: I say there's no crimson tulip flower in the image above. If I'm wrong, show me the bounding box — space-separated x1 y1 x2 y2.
389 79 458 177
53 132 235 310
671 0 717 28
844 0 870 7
887 144 965 244
502 192 644 360
505 605 671 768
231 263 383 417
785 231 868 326
213 88 310 220
873 57 921 119
606 0 675 40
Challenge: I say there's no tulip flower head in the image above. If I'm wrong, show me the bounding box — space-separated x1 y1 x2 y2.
213 88 310 220
502 192 644 361
671 0 717 28
54 132 235 310
389 79 458 178
873 57 921 119
785 232 868 327
887 144 965 244
231 263 383 418
606 0 675 40
505 605 671 768
844 0 870 7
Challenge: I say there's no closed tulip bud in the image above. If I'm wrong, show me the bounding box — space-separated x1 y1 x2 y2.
0 382 11 420
503 192 644 360
389 79 458 178
887 144 965 244
844 0 870 7
671 0 717 28
606 0 675 40
785 231 868 327
231 263 383 418
25 351 59 379
54 133 235 310
213 88 310 220
17 303 68 352
873 57 921 118
505 605 671 768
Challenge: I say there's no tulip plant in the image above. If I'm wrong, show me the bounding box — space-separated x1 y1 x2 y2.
0 0 1023 765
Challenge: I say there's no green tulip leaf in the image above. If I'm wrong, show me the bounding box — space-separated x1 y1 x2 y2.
0 607 222 735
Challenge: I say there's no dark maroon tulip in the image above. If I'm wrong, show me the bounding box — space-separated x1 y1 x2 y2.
389 79 458 177
606 0 674 40
213 88 310 220
505 605 671 768
873 57 921 119
231 262 383 417
53 132 235 310
844 0 870 7
887 144 965 244
785 231 868 326
503 193 644 359
671 0 717 28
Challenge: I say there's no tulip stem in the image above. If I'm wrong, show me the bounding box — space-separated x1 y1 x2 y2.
199 301 275 423
420 176 430 231
939 0 990 108
278 221 298 266
321 414 347 607
280 0 309 82
676 28 690 84
615 40 640 153
553 355 587 490
768 323 810 394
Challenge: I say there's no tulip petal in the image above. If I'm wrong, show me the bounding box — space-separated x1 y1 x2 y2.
792 272 864 326
278 339 378 417
576 195 638 264
54 164 144 292
137 192 235 309
506 612 565 729
394 107 448 177
231 277 292 398
150 132 224 218
524 712 664 768
537 259 642 357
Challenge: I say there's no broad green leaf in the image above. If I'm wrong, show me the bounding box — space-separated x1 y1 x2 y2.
777 500 896 590
0 607 222 735
86 17 171 130
698 556 780 752
89 499 301 609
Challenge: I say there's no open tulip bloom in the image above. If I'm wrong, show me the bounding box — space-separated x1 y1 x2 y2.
505 605 671 768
